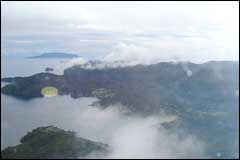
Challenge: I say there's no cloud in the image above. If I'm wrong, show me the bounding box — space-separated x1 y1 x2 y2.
103 35 239 64
1 1 239 62
106 116 206 159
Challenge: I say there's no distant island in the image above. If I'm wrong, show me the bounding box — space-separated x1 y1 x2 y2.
27 52 79 59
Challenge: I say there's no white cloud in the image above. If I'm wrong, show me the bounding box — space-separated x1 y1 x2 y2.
106 116 205 159
103 30 239 64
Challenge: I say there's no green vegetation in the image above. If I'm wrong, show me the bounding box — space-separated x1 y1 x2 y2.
92 88 115 99
1 126 108 159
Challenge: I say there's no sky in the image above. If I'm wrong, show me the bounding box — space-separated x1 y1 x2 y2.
1 1 239 63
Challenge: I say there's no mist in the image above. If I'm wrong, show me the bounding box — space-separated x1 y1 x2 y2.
1 94 207 158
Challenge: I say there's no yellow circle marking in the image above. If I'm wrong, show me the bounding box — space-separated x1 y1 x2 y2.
41 86 59 97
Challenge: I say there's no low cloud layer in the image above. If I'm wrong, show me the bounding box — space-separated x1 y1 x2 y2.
103 38 238 64
105 117 205 159
1 94 207 158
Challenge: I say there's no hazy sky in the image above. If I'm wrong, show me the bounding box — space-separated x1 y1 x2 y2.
1 1 239 62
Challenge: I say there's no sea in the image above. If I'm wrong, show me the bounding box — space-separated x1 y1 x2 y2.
1 55 99 149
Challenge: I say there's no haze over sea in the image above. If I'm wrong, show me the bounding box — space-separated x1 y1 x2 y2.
1 55 88 149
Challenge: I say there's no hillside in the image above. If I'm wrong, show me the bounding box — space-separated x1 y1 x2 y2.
2 61 238 113
1 126 108 159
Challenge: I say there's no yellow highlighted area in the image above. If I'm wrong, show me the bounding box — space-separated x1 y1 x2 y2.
41 86 59 97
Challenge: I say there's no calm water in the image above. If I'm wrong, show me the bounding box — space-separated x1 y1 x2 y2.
1 56 89 149
1 94 100 149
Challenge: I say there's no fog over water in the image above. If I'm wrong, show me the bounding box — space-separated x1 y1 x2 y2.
1 94 207 158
